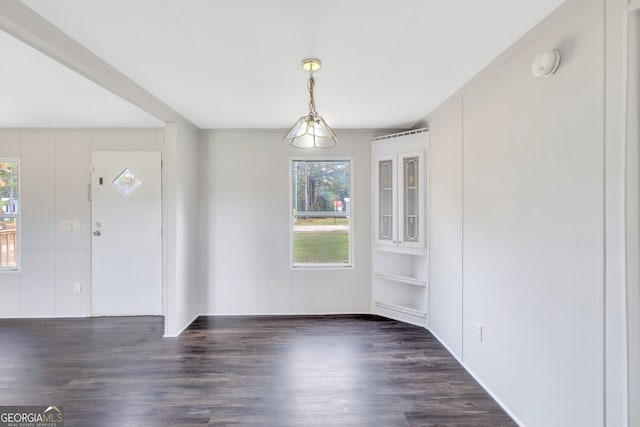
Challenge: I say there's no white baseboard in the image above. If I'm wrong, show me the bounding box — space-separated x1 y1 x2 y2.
198 311 372 317
373 308 426 327
163 313 199 338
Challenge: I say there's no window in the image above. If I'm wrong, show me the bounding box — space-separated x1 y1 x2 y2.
0 159 19 271
291 159 352 268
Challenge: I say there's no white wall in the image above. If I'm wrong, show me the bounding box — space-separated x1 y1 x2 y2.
426 0 627 425
199 129 373 315
604 0 629 425
0 129 164 318
625 8 640 427
163 121 202 336
428 97 463 357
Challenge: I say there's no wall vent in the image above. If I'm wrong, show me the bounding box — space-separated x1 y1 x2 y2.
372 128 428 142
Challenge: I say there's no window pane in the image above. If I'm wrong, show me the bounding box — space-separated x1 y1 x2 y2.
0 218 18 268
293 216 350 264
0 160 19 270
291 160 351 267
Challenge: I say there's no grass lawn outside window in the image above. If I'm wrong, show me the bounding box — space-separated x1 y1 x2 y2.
293 217 350 264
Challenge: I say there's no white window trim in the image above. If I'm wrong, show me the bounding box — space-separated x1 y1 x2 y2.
289 157 354 270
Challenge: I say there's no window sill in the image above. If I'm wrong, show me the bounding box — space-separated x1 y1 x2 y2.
292 264 353 270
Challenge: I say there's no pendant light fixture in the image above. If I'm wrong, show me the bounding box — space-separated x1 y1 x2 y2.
284 58 338 149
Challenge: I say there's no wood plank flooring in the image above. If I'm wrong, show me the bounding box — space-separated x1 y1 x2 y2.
0 315 516 426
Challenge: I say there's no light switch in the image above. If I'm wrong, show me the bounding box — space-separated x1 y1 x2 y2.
72 220 81 231
60 220 71 231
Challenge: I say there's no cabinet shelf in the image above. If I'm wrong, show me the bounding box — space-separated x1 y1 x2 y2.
374 300 426 319
374 272 427 287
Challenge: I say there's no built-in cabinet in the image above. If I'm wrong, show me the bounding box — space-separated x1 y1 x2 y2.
372 129 428 327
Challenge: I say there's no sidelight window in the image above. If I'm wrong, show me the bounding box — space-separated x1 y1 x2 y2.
0 159 19 272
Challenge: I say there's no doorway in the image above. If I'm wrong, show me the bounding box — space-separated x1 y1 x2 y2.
91 151 162 316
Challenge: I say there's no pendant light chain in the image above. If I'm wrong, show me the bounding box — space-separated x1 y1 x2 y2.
308 69 317 116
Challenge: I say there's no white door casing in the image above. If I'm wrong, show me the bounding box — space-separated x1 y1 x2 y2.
91 151 162 316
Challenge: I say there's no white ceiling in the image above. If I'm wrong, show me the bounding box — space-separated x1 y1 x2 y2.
5 0 567 129
0 28 163 127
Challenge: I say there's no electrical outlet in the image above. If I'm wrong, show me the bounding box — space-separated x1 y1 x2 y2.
74 282 82 293
475 322 483 342
60 220 71 231
269 280 277 290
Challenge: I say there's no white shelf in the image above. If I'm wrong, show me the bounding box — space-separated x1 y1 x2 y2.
374 300 426 318
374 272 427 287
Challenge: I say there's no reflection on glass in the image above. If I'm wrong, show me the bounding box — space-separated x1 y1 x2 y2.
379 160 393 240
112 168 142 197
403 157 419 242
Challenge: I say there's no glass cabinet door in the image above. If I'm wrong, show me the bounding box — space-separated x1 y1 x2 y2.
374 150 424 251
378 159 394 242
402 156 419 243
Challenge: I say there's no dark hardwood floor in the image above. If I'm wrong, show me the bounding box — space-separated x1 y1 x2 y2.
0 315 516 426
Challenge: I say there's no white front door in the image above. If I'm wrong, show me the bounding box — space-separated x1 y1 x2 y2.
91 151 162 316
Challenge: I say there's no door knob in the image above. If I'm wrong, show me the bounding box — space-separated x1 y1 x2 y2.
93 230 101 236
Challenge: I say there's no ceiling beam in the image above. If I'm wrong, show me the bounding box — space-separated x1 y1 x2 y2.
0 0 191 126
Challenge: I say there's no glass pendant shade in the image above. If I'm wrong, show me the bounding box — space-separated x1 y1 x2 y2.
284 58 338 149
284 113 337 149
